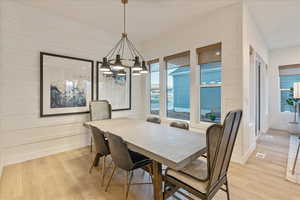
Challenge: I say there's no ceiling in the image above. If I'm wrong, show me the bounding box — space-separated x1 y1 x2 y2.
14 0 239 42
14 0 300 50
247 0 300 49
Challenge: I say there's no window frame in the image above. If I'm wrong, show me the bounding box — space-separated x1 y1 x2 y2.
279 64 300 113
148 58 160 116
197 43 222 123
164 51 191 121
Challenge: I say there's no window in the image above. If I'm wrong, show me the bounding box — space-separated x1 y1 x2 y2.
279 64 300 112
164 51 190 120
197 43 222 123
149 59 160 115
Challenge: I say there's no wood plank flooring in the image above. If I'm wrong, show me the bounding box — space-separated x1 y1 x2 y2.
1 130 300 200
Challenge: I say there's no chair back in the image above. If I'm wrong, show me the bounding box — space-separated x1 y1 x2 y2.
146 116 161 124
206 110 242 191
89 100 112 121
170 121 189 130
90 126 110 156
107 133 135 171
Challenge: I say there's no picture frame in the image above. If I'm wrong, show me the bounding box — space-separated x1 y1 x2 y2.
96 61 131 111
40 52 94 117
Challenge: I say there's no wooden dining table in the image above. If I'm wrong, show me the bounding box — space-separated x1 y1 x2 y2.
84 118 207 200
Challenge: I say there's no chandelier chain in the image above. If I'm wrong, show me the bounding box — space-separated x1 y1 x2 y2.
126 37 135 59
105 37 122 59
99 0 148 74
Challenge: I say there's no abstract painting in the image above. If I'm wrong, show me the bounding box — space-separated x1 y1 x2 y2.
50 80 88 108
40 52 94 117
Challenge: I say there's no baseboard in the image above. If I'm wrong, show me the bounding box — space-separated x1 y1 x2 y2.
230 142 256 165
2 133 90 166
241 142 256 164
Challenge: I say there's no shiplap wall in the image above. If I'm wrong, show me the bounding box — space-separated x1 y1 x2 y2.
140 3 247 163
0 0 144 173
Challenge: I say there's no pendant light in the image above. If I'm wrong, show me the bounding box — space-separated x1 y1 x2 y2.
98 0 148 77
111 54 124 71
99 57 110 72
140 61 148 74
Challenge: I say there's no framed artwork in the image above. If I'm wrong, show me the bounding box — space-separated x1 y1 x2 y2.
96 61 131 111
40 52 94 117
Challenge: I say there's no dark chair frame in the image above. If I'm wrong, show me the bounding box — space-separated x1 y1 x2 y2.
146 116 161 124
169 121 189 130
164 110 243 200
105 133 153 200
89 125 111 186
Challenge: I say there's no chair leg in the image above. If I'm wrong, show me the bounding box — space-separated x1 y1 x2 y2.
101 156 106 186
89 162 94 174
89 153 101 174
105 165 117 192
225 181 230 200
90 137 93 152
292 139 300 175
125 171 133 200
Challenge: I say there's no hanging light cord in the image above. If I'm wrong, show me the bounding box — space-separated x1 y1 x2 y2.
124 2 126 34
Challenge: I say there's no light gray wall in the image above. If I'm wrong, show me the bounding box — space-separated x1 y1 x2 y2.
269 46 300 130
0 0 144 168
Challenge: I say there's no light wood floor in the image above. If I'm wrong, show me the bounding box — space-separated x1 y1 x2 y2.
1 130 300 200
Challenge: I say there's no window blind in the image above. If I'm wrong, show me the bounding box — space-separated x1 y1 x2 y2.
279 64 300 76
196 43 221 65
164 51 190 68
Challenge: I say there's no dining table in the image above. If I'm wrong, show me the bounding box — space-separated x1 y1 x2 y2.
84 117 207 200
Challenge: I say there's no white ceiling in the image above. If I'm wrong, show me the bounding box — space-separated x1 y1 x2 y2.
14 0 300 50
247 0 300 49
15 0 239 42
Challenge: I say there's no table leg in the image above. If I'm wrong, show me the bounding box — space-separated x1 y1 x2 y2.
152 161 163 200
292 138 300 175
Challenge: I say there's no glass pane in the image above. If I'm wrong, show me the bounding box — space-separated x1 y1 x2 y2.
200 62 221 85
166 64 190 120
280 75 300 89
281 90 295 112
200 87 221 123
150 62 160 115
279 75 300 112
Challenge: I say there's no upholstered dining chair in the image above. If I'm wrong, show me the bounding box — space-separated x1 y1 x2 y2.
146 116 161 124
105 133 153 200
164 110 242 200
89 125 110 186
89 100 112 152
170 121 189 130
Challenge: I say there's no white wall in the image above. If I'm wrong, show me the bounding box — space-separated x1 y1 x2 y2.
242 4 269 161
269 46 300 130
0 0 144 171
141 3 249 163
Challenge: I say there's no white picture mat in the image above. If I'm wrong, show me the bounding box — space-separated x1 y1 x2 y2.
42 54 92 115
98 68 131 110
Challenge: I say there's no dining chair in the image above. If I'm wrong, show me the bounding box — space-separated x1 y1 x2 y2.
170 121 189 130
89 100 112 152
146 116 161 124
89 125 111 186
164 110 242 200
105 133 153 200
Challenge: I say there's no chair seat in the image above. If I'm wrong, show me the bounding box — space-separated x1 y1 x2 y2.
129 150 152 170
166 158 209 193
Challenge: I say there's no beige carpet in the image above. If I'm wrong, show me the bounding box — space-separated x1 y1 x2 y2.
286 135 300 183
